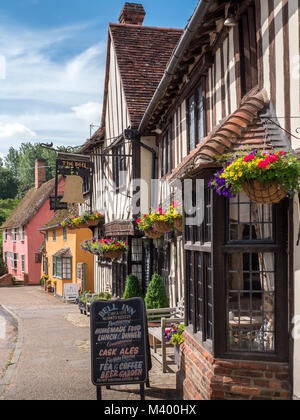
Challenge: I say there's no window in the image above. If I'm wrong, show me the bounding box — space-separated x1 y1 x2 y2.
53 257 72 280
238 4 258 98
11 253 18 270
12 228 17 242
45 231 48 242
225 193 280 354
63 227 67 242
185 183 288 361
4 252 8 265
185 182 212 342
21 255 25 273
161 125 172 177
53 230 56 242
3 229 8 241
187 85 205 153
112 143 126 190
19 227 25 242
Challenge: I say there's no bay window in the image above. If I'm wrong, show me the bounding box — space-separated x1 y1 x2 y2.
53 257 72 280
184 178 289 361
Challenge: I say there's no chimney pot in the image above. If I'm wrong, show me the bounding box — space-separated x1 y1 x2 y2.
119 2 146 25
35 159 47 189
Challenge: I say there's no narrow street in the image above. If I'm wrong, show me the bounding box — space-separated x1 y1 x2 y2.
0 287 177 401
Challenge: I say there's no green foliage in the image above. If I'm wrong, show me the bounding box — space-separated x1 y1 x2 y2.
0 166 18 199
0 248 7 277
145 273 169 310
4 143 78 198
123 274 144 299
0 198 21 246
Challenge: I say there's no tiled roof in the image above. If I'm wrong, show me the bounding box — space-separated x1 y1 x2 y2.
109 23 183 128
53 247 72 258
168 89 290 181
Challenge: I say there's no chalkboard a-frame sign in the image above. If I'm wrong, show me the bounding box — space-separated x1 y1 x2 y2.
90 298 148 393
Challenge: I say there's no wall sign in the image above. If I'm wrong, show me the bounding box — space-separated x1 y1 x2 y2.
90 298 148 391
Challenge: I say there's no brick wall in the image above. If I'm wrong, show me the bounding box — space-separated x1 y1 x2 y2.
176 331 291 400
0 274 13 287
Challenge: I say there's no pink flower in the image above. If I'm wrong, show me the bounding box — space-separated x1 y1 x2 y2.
244 154 255 162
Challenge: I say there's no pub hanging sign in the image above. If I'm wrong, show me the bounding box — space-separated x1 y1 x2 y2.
90 298 148 391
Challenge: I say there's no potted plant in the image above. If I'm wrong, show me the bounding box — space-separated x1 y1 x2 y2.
209 150 300 204
123 274 144 299
46 279 53 293
149 208 173 234
81 238 128 260
53 280 57 296
169 201 183 232
165 323 185 367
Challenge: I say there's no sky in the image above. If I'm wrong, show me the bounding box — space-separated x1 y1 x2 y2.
0 0 198 159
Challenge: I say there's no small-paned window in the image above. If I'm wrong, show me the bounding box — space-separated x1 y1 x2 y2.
63 227 67 242
3 229 8 241
12 229 17 242
187 84 205 153
112 143 126 190
21 255 25 273
161 125 172 177
19 227 25 241
53 230 56 242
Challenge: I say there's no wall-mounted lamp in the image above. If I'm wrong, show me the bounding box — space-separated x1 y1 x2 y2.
224 1 238 27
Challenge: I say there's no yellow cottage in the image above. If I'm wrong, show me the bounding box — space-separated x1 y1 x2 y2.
39 208 94 297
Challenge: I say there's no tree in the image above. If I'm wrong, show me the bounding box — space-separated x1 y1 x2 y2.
123 274 144 299
0 166 18 199
145 273 169 310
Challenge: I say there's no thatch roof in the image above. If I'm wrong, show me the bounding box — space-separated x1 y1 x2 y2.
1 178 57 230
40 205 78 231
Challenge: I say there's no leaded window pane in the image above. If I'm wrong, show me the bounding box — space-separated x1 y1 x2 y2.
227 252 275 353
188 95 195 151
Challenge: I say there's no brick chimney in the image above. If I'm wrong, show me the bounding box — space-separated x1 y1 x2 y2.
119 3 146 25
35 159 47 189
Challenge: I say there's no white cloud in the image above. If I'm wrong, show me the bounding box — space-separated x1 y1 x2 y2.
72 102 101 123
0 16 105 155
0 122 36 140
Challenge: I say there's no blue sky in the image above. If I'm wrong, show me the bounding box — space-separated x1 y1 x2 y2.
0 0 198 157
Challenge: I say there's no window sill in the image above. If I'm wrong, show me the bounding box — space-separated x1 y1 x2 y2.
185 325 213 356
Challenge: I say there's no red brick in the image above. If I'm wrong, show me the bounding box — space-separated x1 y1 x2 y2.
254 379 270 388
231 386 260 396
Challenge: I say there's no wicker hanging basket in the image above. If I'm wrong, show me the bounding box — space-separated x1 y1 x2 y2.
86 219 100 227
103 250 124 259
174 218 183 232
243 180 287 205
152 221 172 233
144 229 163 239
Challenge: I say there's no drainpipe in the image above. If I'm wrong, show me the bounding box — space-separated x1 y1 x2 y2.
138 0 211 133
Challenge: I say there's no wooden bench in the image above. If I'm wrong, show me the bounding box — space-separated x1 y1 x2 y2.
147 299 184 373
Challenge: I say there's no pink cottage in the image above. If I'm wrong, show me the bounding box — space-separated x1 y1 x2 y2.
1 160 65 285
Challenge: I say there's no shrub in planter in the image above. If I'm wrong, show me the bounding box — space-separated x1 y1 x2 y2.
145 273 169 310
209 150 300 204
123 274 143 299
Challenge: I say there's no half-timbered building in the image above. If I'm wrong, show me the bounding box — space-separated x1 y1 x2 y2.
79 3 183 299
139 0 300 400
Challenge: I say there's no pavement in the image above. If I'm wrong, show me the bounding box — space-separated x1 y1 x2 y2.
0 286 178 401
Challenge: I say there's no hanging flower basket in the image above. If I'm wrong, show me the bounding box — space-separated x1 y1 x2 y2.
152 220 172 233
103 250 124 259
80 238 128 259
144 228 163 239
61 212 104 229
173 217 183 232
243 180 287 205
209 150 300 204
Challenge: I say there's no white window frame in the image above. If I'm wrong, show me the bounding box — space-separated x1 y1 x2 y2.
3 229 8 241
12 228 17 242
11 253 18 270
19 227 25 242
21 255 25 273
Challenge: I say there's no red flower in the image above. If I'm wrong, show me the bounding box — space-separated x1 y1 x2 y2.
244 154 255 162
136 219 141 223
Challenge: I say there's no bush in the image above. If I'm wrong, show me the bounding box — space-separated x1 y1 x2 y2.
123 274 143 300
0 249 7 277
145 273 169 310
